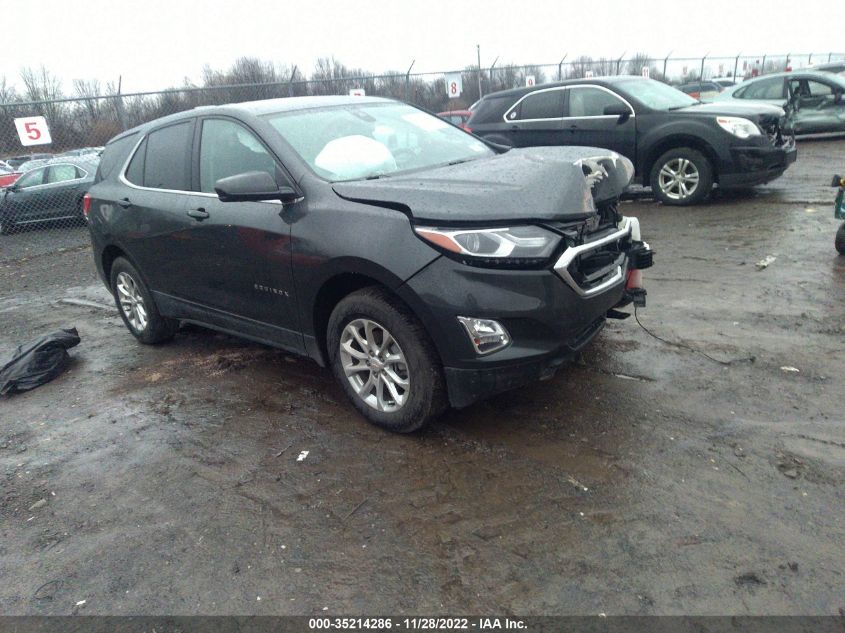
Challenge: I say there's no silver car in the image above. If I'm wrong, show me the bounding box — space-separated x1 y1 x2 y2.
716 70 845 134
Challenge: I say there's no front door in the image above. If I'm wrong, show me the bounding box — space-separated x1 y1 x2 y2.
562 85 637 162
182 116 301 351
788 77 845 134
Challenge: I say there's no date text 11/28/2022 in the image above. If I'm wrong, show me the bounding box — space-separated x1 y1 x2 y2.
308 617 527 630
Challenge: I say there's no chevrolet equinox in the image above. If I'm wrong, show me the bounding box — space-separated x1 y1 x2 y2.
85 96 653 432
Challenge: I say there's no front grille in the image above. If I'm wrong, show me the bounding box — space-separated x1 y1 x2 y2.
553 218 632 297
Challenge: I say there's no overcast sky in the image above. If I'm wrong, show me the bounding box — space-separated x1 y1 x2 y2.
4 0 841 93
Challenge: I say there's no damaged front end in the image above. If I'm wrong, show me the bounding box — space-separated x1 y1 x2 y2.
561 151 653 313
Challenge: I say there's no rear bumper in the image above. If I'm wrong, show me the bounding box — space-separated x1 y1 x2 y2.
720 142 797 187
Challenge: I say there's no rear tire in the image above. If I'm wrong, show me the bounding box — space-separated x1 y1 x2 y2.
0 214 14 235
836 222 845 255
110 257 178 344
327 286 447 433
649 147 713 206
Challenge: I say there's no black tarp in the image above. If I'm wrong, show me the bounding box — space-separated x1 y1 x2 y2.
0 327 80 396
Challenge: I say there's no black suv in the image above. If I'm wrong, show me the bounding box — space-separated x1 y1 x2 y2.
86 96 652 432
468 77 797 205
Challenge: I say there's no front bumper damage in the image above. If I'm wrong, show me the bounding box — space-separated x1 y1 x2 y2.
407 213 654 409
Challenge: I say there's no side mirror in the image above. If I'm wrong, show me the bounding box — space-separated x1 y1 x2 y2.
214 171 300 203
603 103 633 123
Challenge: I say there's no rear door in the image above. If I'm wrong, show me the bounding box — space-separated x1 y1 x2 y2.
563 85 637 161
181 116 301 351
501 87 567 147
42 163 88 218
118 120 193 298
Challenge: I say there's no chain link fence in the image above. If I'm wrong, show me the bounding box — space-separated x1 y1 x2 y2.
0 52 842 243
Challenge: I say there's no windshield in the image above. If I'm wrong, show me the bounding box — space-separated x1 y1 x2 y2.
265 102 493 181
616 78 699 110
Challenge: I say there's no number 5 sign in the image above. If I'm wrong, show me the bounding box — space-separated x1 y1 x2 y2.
14 116 52 146
445 73 462 98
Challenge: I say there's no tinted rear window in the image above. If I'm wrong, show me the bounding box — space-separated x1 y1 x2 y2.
512 89 564 120
95 132 138 183
468 95 514 124
142 121 192 190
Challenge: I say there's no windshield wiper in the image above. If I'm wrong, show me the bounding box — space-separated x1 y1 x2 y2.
446 157 477 166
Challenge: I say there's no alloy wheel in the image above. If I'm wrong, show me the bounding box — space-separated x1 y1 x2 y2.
116 271 149 332
339 318 410 412
658 157 700 201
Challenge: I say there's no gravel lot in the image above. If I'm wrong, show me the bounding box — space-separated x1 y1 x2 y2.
1 138 844 616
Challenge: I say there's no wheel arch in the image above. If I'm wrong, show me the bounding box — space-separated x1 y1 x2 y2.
308 263 444 369
642 135 721 184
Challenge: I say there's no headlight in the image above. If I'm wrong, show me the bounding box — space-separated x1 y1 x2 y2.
716 116 761 139
414 225 561 267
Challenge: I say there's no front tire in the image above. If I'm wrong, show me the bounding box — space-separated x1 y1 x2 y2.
327 287 447 433
650 147 714 206
110 257 178 344
836 222 845 255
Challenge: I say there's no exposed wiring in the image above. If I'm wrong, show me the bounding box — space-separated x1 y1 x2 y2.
633 305 756 366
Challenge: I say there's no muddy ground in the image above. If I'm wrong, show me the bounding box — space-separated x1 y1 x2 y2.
1 138 844 616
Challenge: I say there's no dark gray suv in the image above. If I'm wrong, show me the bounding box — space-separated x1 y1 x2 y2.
86 96 653 432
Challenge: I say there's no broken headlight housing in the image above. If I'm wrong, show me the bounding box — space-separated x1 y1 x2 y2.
716 116 761 139
414 225 560 268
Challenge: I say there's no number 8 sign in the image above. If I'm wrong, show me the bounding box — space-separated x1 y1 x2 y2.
445 73 462 98
14 116 52 147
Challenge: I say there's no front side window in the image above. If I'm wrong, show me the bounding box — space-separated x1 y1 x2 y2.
741 77 785 100
45 164 79 184
138 121 192 190
266 102 492 181
199 119 276 193
510 89 564 120
15 168 45 188
568 87 626 117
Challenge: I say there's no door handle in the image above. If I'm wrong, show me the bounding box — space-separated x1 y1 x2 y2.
117 198 132 209
568 124 578 130
187 207 209 220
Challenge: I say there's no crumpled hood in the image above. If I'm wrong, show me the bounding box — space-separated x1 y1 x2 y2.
332 146 632 224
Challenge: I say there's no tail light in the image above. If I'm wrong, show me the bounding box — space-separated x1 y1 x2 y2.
82 193 91 219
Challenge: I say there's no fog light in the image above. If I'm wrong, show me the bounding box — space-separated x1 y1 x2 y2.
457 317 511 355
